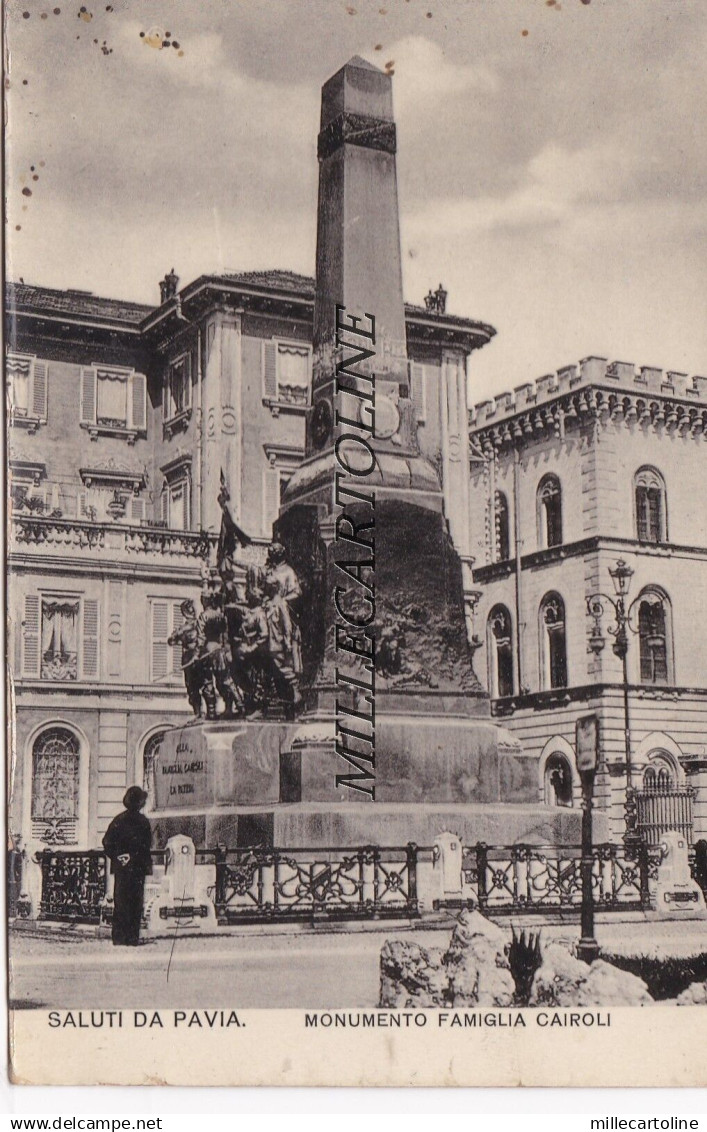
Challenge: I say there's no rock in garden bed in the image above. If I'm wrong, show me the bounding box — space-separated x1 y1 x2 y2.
529 943 652 1007
380 909 514 1008
379 909 707 1008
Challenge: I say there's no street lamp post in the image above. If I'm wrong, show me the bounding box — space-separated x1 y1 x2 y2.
576 713 600 964
586 559 640 793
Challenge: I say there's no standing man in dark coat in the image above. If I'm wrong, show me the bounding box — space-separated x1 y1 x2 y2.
102 786 152 946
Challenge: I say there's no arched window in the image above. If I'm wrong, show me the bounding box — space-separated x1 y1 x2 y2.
644 762 675 791
637 588 671 685
540 592 567 689
487 605 514 698
537 475 562 549
494 491 511 561
635 467 666 544
143 730 166 795
544 753 573 807
31 727 80 845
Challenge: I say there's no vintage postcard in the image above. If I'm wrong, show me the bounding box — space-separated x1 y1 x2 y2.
5 0 707 1088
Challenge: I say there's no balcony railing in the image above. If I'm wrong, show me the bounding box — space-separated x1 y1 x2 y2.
11 514 217 560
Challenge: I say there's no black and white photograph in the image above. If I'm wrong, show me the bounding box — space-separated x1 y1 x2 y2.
4 0 707 1088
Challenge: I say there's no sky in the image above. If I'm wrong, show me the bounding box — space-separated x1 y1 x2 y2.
6 0 707 401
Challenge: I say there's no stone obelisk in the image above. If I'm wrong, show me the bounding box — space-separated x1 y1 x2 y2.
279 56 486 717
284 55 442 513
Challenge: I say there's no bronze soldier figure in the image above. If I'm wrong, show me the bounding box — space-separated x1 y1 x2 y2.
168 599 204 717
264 542 303 680
261 574 303 719
234 584 270 716
198 592 244 720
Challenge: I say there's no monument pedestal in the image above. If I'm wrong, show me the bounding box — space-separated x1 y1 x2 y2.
150 714 594 849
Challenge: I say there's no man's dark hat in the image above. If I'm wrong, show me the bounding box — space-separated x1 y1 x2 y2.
123 785 148 810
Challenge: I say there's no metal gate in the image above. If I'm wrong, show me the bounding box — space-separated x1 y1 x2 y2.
626 784 694 846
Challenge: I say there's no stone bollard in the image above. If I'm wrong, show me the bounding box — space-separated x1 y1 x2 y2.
20 852 43 920
146 834 217 934
653 831 707 920
166 834 197 903
432 831 463 909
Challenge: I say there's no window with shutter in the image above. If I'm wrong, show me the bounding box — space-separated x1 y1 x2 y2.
80 367 97 425
277 343 310 405
171 603 184 675
262 341 278 399
42 483 61 515
82 599 100 679
80 365 145 439
32 360 48 420
7 354 32 416
151 601 170 681
129 372 147 431
150 600 184 682
410 363 427 423
130 497 146 523
263 466 280 537
22 594 41 677
7 354 48 429
165 355 191 420
166 480 190 530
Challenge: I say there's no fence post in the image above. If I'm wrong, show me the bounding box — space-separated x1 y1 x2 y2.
406 842 418 915
638 841 651 909
36 850 49 920
476 842 489 911
214 844 227 922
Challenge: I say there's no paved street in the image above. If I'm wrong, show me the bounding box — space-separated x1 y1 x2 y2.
9 925 447 1010
9 917 707 1010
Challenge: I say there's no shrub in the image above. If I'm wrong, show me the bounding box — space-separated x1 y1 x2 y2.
508 925 543 1005
600 951 707 1000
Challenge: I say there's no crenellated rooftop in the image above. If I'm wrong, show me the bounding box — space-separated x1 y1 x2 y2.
471 357 707 432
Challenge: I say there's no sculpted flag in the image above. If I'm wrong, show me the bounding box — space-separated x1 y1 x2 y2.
217 468 251 573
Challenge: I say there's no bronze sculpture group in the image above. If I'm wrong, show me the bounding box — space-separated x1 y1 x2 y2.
169 485 304 721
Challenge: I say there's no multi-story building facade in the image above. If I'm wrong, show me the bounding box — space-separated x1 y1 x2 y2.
6 271 494 855
468 357 707 840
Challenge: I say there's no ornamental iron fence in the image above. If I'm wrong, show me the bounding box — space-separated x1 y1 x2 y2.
461 842 656 915
213 844 419 924
36 849 108 923
34 840 691 925
33 843 420 925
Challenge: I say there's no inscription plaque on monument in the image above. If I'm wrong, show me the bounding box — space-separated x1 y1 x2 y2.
154 729 210 810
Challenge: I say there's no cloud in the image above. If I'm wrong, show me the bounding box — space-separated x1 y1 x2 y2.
404 137 705 242
365 35 497 118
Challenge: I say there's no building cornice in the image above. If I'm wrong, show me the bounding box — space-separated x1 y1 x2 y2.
470 357 707 453
491 681 707 717
473 535 707 584
140 276 496 355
